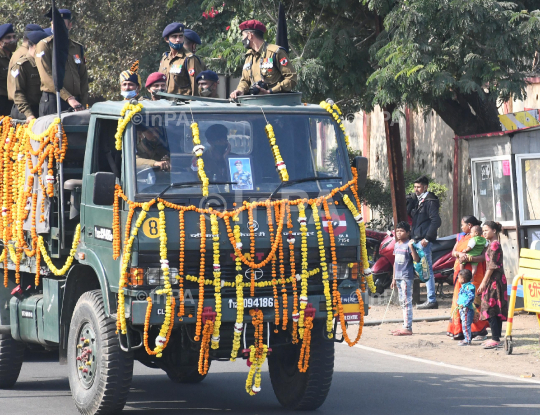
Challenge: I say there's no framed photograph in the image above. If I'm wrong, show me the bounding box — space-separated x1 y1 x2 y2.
229 158 253 190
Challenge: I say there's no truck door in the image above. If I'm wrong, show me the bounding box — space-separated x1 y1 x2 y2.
80 117 122 284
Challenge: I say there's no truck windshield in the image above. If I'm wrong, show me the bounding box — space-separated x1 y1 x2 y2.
134 113 349 195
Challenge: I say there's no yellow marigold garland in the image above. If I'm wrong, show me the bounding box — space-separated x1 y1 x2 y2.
230 215 244 361
37 223 81 278
190 122 209 196
115 101 143 150
264 123 289 182
319 99 351 149
210 213 222 349
312 202 334 337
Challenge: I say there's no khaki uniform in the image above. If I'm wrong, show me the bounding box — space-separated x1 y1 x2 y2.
159 48 206 96
237 43 296 94
35 36 89 106
136 129 169 169
12 53 41 118
7 43 28 100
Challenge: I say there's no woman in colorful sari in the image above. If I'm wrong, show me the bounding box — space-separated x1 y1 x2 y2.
447 216 490 340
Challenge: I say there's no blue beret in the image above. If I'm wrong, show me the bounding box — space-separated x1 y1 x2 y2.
43 28 52 36
25 24 43 32
45 8 72 21
162 22 184 38
184 29 201 45
0 24 14 40
196 70 219 83
26 30 49 45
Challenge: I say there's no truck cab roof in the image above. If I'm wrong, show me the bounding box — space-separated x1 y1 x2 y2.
90 93 328 116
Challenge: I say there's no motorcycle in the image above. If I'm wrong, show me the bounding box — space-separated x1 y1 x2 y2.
371 230 457 295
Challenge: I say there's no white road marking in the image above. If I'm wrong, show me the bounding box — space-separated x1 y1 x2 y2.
351 344 540 385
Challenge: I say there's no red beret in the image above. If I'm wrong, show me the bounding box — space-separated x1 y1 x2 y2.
239 20 266 33
145 72 167 88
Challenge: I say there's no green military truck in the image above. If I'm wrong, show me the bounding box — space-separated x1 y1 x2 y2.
0 93 370 414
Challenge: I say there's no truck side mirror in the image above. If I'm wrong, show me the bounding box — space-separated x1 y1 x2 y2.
93 172 116 206
354 156 368 191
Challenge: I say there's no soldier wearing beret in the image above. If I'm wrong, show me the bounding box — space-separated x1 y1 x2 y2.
230 20 297 99
0 23 18 115
35 8 89 116
11 30 49 121
119 61 142 101
145 72 167 100
159 23 190 95
196 70 219 98
7 24 43 104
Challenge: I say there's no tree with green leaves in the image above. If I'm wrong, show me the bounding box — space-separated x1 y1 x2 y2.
365 0 540 136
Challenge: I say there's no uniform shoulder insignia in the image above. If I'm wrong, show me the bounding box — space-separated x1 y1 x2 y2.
71 39 84 47
11 68 19 78
36 51 45 58
162 51 169 58
42 35 53 44
266 44 283 53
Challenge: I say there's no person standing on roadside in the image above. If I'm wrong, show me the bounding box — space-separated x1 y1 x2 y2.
406 175 442 309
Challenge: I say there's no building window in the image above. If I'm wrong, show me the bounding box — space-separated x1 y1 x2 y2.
516 154 540 225
471 157 515 226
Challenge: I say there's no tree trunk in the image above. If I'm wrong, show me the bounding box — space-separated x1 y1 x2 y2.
432 93 502 136
384 104 408 227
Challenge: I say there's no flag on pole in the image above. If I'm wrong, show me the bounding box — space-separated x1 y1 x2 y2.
276 2 289 53
50 1 69 92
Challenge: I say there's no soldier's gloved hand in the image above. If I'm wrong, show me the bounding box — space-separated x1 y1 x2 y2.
230 90 243 99
255 85 270 95
68 96 83 111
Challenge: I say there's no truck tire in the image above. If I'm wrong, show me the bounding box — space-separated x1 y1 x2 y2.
68 290 134 415
268 321 334 410
0 334 25 388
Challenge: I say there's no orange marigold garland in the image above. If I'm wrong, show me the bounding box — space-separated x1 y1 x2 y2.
198 319 214 375
298 315 313 372
177 210 185 318
195 214 207 341
266 203 279 331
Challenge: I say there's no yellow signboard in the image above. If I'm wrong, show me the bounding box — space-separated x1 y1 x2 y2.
523 278 540 313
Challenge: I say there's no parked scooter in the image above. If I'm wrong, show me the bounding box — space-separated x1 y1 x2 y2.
371 230 457 295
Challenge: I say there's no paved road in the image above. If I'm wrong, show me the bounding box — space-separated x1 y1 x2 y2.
2 345 540 414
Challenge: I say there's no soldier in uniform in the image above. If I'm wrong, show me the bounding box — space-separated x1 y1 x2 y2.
200 124 234 181
182 29 207 96
0 24 18 116
159 22 187 95
11 30 50 121
145 72 167 101
136 124 170 171
196 70 219 98
35 9 89 116
119 61 142 100
230 20 297 99
232 160 252 190
7 24 43 105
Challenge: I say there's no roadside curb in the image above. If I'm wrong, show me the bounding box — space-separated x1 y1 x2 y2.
349 344 540 385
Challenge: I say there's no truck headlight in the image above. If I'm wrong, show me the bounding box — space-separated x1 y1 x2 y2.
329 263 350 279
146 268 179 285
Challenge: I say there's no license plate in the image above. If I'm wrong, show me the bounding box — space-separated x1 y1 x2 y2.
227 297 274 309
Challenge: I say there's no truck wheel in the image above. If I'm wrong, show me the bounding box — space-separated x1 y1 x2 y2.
268 321 334 410
0 334 25 388
68 290 134 415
